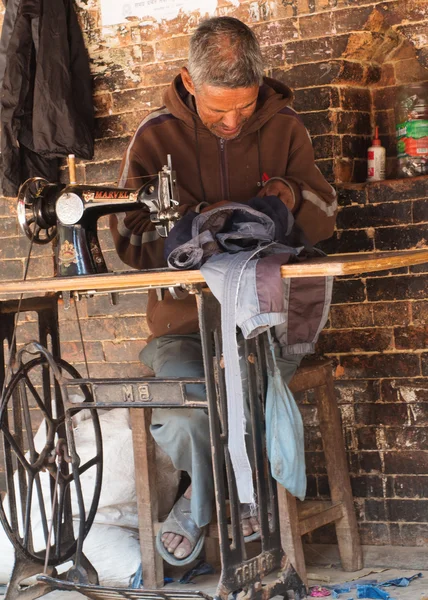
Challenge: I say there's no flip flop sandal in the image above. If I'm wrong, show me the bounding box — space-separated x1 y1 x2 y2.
240 503 273 542
156 495 206 566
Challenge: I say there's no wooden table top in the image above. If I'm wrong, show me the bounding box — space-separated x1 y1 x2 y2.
0 249 427 296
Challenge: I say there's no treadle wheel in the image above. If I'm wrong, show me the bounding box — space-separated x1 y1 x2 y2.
17 177 57 244
0 355 102 566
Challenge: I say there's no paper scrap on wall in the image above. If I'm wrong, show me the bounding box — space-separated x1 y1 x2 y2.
100 0 238 27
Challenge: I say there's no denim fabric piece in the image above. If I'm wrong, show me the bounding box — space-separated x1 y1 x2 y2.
380 573 422 587
356 586 390 599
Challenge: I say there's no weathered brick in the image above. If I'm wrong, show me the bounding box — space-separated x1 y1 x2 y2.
368 177 428 203
422 354 428 377
304 426 323 451
340 86 371 111
317 475 331 497
93 92 113 117
299 12 335 38
26 256 55 279
375 224 428 251
381 378 428 403
300 111 333 136
367 275 428 301
0 217 19 237
94 111 148 139
355 403 408 426
85 160 122 184
112 87 163 113
395 325 428 350
336 184 366 206
351 475 385 497
87 292 148 317
384 451 428 474
140 61 184 87
70 361 150 378
253 19 299 46
372 86 399 111
385 426 428 450
112 315 151 339
273 59 365 88
305 451 327 474
61 341 105 363
304 474 317 498
331 278 366 304
409 263 428 273
285 35 349 65
312 135 341 160
335 380 381 404
292 86 340 112
330 303 373 328
338 353 420 379
336 202 412 230
397 523 428 546
394 475 428 499
413 199 428 224
356 427 378 450
413 301 428 325
359 522 390 545
318 327 393 353
334 5 373 33
365 499 387 521
394 58 427 85
316 159 334 182
93 69 142 94
91 136 131 163
387 499 428 522
341 135 371 160
155 36 190 61
397 22 428 51
336 111 371 135
358 451 382 473
0 236 51 260
372 301 411 327
261 44 285 68
322 229 375 253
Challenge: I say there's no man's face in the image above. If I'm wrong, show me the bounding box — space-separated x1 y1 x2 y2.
181 69 259 140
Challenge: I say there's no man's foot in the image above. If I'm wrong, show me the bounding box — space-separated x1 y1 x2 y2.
241 503 272 541
157 485 206 566
161 485 194 560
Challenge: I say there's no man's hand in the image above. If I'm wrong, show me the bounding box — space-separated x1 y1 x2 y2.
258 179 295 211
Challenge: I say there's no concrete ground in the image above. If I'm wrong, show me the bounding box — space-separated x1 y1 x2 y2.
1 566 426 600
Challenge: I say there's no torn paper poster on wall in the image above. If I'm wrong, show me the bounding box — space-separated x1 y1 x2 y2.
100 0 239 26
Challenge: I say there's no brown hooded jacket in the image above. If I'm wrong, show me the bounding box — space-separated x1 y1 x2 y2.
110 75 337 338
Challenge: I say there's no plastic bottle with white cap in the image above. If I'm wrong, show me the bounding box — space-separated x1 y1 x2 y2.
367 126 386 181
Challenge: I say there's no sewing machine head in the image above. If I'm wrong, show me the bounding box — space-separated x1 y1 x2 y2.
17 156 180 277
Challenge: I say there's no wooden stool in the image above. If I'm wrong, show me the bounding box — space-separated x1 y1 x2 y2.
277 358 363 587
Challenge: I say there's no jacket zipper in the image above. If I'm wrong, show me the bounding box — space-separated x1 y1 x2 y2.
219 138 230 200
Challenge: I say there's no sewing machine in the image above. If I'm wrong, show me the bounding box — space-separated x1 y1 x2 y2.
17 155 180 277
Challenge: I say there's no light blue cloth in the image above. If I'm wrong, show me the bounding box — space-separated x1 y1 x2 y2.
265 331 306 500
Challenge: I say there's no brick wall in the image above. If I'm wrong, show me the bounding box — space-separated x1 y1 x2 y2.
0 0 427 548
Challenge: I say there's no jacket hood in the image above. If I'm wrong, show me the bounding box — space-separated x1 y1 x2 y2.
163 75 293 138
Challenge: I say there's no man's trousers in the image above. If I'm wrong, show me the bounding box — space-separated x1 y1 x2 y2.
140 333 303 528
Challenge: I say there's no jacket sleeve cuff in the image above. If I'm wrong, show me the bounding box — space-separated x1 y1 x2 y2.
267 177 302 213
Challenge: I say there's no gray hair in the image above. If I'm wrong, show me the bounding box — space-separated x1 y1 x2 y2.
188 17 264 90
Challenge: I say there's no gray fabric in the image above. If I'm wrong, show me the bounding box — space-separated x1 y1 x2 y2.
140 334 303 527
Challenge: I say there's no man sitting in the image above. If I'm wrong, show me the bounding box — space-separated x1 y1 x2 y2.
110 16 337 565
